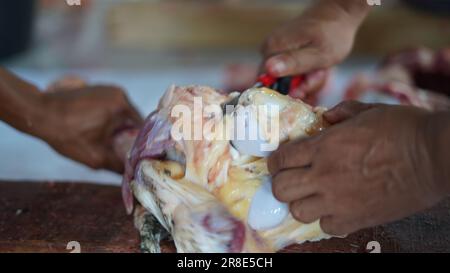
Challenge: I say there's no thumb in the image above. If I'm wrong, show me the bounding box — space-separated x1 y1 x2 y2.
324 101 377 125
264 47 327 77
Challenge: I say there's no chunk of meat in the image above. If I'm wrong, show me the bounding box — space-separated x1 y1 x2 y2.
122 85 332 253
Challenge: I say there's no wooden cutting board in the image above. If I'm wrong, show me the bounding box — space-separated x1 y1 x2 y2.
1 181 449 253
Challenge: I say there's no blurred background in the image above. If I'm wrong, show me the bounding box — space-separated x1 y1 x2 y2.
0 0 449 185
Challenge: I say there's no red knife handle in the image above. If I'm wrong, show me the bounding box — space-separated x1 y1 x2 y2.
256 73 304 95
257 73 277 87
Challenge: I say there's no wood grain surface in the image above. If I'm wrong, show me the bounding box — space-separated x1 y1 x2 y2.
0 181 139 253
0 181 449 253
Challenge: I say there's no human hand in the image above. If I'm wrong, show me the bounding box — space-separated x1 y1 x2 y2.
262 3 364 77
0 69 142 173
268 101 449 235
37 85 143 173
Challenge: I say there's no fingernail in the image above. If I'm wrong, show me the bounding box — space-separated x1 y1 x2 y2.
272 61 286 74
267 57 287 76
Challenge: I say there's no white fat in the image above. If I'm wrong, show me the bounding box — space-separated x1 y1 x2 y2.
232 138 271 158
248 176 288 231
231 105 276 158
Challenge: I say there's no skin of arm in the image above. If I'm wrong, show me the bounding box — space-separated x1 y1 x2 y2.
0 68 142 173
0 69 44 138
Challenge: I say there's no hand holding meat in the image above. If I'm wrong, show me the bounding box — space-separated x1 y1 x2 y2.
39 86 142 173
0 69 142 173
268 101 450 235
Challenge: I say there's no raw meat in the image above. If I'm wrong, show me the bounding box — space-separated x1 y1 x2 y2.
121 85 333 253
345 47 450 111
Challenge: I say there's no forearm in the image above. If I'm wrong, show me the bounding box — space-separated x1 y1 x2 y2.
0 69 46 139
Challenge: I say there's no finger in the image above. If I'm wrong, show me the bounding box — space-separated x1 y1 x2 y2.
107 107 143 138
261 33 310 59
120 109 143 132
79 141 123 173
79 142 123 173
115 88 144 127
267 137 318 175
289 69 329 99
290 195 327 224
272 168 318 203
323 100 376 125
54 142 105 171
101 112 140 172
103 151 125 173
320 215 353 236
124 102 144 126
264 47 327 77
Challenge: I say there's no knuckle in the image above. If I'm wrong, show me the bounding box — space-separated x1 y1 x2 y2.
290 202 313 224
320 216 337 234
268 150 285 174
321 216 350 236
